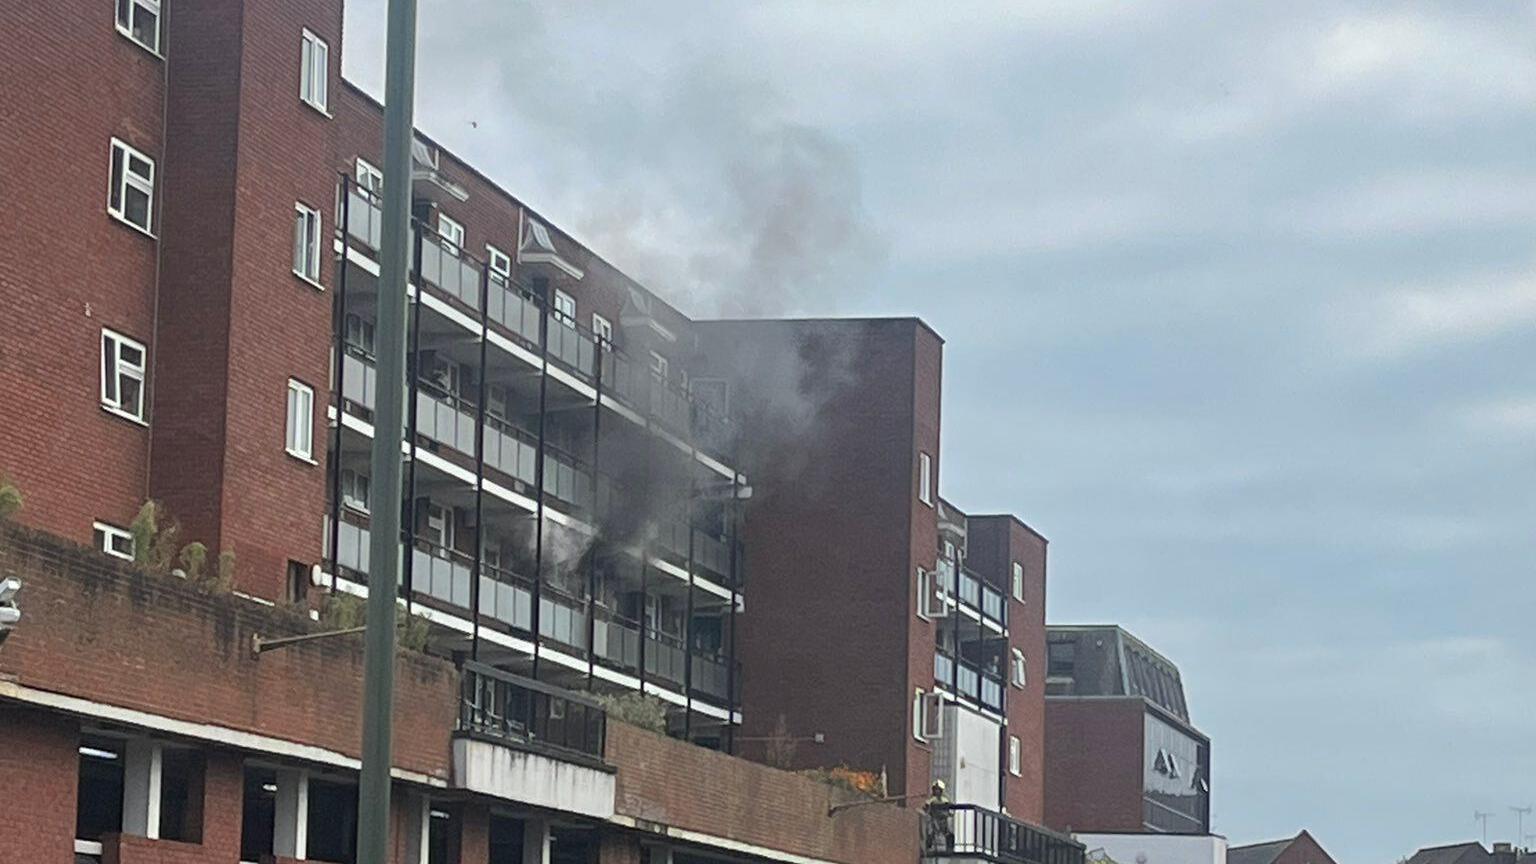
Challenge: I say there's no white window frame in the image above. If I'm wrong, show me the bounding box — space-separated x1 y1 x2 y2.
101 328 148 424
913 689 926 742
1009 736 1022 776
285 379 315 462
917 567 948 619
293 202 323 286
355 158 384 195
916 568 931 621
486 245 512 282
591 313 612 348
425 502 454 551
115 0 162 55
553 289 576 324
93 522 135 560
918 452 933 506
1012 562 1025 603
108 138 156 236
1011 648 1027 689
299 29 330 114
438 213 464 255
649 351 669 381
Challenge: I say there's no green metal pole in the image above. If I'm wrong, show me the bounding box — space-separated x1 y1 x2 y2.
357 0 417 860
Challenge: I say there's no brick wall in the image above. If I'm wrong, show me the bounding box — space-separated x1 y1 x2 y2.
0 524 459 779
0 703 80 864
0 0 165 547
607 721 920 864
1272 832 1340 864
1043 697 1147 833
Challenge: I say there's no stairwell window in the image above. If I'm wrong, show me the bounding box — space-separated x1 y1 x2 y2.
293 203 322 285
299 29 329 114
918 452 933 506
1012 561 1025 603
93 522 135 560
101 328 148 423
115 0 161 54
285 379 315 462
1011 648 1027 689
108 138 155 235
1009 735 1022 776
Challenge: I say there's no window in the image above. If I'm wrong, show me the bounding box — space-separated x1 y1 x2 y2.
239 766 278 863
355 158 384 196
1012 562 1025 602
306 778 359 864
76 737 125 853
486 245 512 282
438 213 464 255
553 289 576 323
425 502 454 550
93 522 135 560
1011 648 1027 689
1009 736 1022 776
299 30 329 113
1047 641 1076 678
918 452 933 505
917 567 948 619
115 0 161 54
285 379 314 461
293 203 322 284
286 561 309 605
913 689 925 742
158 748 205 843
341 468 370 513
591 313 612 348
345 314 375 354
101 328 148 423
109 138 155 235
649 351 669 381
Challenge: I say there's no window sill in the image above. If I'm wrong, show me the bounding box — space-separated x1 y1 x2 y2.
115 26 164 59
100 403 149 428
286 449 320 467
108 210 158 240
293 270 326 292
301 98 333 120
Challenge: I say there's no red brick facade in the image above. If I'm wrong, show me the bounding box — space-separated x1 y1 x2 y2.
1043 697 1148 833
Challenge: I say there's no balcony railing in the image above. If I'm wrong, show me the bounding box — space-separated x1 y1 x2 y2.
482 413 540 487
690 650 735 701
459 662 606 761
416 383 480 457
343 183 383 251
413 536 474 609
547 314 598 381
935 652 955 688
645 628 687 687
958 570 980 608
982 583 1006 625
924 805 1084 864
418 230 482 310
981 672 1004 712
486 272 542 348
593 606 642 674
957 661 980 702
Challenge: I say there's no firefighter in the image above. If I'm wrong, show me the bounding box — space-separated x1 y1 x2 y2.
924 780 954 849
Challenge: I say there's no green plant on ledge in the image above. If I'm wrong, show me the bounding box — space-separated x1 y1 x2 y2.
0 475 22 521
320 592 430 653
594 692 668 733
128 500 233 594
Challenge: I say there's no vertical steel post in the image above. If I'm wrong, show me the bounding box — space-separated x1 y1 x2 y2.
471 264 489 661
356 0 416 861
328 177 351 587
726 471 740 755
529 276 551 686
586 339 604 689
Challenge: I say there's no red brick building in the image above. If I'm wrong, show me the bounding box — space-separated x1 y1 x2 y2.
0 2 1087 862
1043 626 1211 835
1229 831 1339 864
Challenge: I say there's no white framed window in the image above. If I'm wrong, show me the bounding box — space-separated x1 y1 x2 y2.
438 213 464 255
1012 562 1025 603
918 452 933 506
101 328 147 423
913 689 926 742
553 289 576 324
341 469 370 513
345 314 375 354
425 502 454 550
649 351 669 381
300 29 330 114
93 522 135 560
355 158 384 195
1009 736 1022 776
917 567 948 619
293 202 322 284
285 379 315 461
591 313 612 348
108 138 155 235
486 245 512 282
1011 648 1027 689
115 0 161 54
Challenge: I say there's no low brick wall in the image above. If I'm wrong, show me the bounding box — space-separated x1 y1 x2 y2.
607 722 920 863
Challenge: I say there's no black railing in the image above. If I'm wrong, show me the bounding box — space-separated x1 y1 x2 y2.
459 661 606 760
924 805 1084 864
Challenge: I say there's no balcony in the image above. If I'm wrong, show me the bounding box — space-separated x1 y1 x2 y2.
454 663 616 819
980 673 1004 713
654 519 735 586
935 652 955 688
418 229 482 311
924 805 1084 864
981 583 1006 625
958 570 980 608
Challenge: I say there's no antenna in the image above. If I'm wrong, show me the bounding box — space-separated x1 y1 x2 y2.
1512 806 1533 848
1475 812 1492 846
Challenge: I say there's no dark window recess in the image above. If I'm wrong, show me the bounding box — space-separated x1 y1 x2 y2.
428 806 461 864
1047 641 1076 678
287 560 309 605
158 749 205 843
488 815 524 864
307 777 359 864
240 766 277 863
76 737 126 843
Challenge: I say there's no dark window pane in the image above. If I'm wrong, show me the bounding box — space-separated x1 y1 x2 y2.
240 766 276 862
76 738 125 842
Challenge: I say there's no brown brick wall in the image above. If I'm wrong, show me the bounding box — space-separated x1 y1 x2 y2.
0 704 80 864
607 721 920 864
0 0 165 547
1272 832 1340 864
1043 697 1147 833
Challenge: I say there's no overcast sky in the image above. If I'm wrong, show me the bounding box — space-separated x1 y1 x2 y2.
343 4 1536 860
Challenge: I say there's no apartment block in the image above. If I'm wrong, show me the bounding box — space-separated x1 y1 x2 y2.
1043 626 1211 834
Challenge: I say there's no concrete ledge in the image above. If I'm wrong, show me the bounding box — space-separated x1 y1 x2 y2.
452 735 616 820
